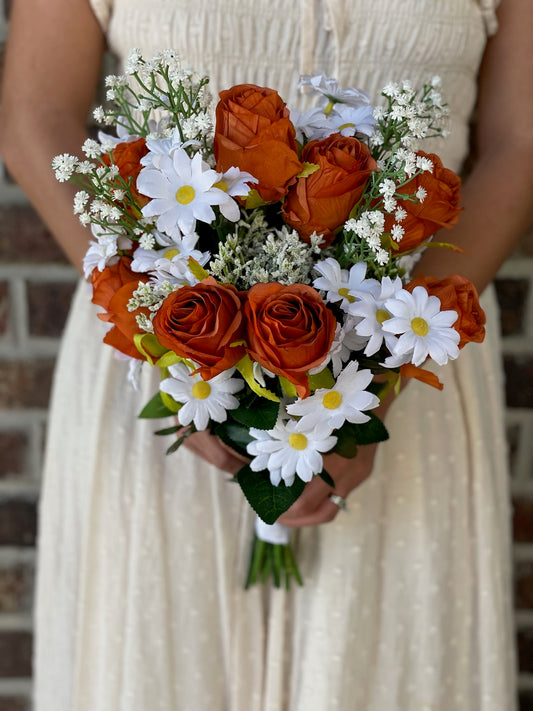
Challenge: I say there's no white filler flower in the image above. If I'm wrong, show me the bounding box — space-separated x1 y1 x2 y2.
137 147 229 236
160 363 243 430
287 360 379 431
247 420 337 487
382 286 460 366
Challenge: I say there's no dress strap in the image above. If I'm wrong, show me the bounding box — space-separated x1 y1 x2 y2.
88 0 113 33
477 0 501 36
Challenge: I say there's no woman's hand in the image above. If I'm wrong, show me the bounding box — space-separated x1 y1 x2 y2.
183 430 250 475
276 442 378 527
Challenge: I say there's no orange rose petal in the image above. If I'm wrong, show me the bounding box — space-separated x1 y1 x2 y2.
400 364 444 390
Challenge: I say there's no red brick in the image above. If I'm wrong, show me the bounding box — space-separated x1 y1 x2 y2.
0 564 33 614
0 431 28 478
517 629 533 673
0 698 30 711
4 1 14 19
0 632 32 678
27 281 76 337
0 500 37 547
515 561 533 609
0 282 9 336
495 278 529 337
504 357 533 409
513 499 533 543
0 359 56 409
0 206 67 264
507 422 521 479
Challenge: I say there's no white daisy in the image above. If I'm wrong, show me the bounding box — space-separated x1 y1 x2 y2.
212 166 258 221
313 258 380 310
298 75 372 110
137 147 229 236
160 363 244 431
382 286 460 366
130 233 209 284
348 276 403 356
247 420 337 487
290 106 336 142
287 360 379 431
330 103 376 138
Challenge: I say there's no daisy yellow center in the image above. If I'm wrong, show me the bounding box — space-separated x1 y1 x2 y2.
411 317 429 336
289 433 308 451
163 248 180 260
322 391 342 410
213 180 228 192
338 288 355 304
375 309 391 325
192 381 211 400
175 185 195 205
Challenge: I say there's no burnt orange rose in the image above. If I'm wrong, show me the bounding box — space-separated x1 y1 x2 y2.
214 84 303 203
153 277 246 380
103 137 150 209
91 257 150 359
386 151 462 252
406 274 485 348
283 134 377 246
245 283 337 398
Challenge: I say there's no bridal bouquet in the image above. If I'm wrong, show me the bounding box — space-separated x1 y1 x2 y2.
53 50 486 587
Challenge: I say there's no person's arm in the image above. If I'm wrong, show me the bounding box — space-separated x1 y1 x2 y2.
0 0 106 272
278 0 533 527
412 0 533 292
0 0 249 474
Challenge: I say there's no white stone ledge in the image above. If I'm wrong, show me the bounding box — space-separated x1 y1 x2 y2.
0 547 36 565
0 614 33 631
0 678 33 696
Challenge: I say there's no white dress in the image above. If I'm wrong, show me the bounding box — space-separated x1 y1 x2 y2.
35 2 516 710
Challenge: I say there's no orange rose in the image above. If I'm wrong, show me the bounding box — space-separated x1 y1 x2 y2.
103 137 150 209
214 84 302 203
153 277 246 380
91 257 150 359
245 283 337 398
406 275 486 348
283 134 377 246
386 151 461 252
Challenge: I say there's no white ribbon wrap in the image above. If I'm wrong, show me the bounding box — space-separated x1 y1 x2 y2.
255 517 291 545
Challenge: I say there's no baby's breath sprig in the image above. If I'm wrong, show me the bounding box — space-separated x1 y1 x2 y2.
370 77 449 161
93 50 213 156
128 279 179 333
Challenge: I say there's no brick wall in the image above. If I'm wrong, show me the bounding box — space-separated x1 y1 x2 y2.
0 5 533 711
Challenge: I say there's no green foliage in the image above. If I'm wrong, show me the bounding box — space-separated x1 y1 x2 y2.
138 392 177 419
236 465 305 525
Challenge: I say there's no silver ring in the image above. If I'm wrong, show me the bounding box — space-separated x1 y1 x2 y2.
329 493 347 511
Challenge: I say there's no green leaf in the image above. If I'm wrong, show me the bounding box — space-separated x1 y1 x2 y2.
308 367 335 391
154 425 182 436
235 355 280 402
318 469 335 488
214 421 254 458
138 392 177 419
352 412 389 445
278 376 297 398
237 465 305 525
333 422 359 458
231 399 279 430
333 414 389 451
